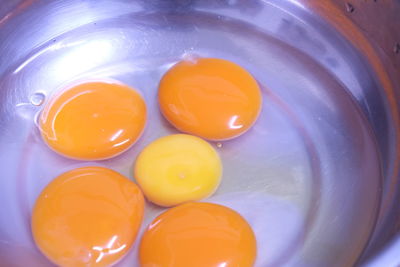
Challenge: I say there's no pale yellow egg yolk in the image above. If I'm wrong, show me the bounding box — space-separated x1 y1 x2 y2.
134 134 222 207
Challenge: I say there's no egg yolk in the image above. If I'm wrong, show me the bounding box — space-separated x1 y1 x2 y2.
158 57 262 141
134 134 222 207
31 166 145 267
40 81 147 160
139 202 257 267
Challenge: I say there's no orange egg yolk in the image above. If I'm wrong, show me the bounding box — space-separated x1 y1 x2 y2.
31 166 145 267
158 57 262 141
139 202 257 267
40 81 147 160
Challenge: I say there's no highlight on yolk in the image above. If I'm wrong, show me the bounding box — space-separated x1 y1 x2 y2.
134 134 222 207
31 166 145 267
158 57 262 141
39 81 147 160
139 202 257 267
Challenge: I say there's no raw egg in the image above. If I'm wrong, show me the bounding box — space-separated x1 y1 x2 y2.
40 81 147 160
134 134 222 207
158 57 262 140
139 202 257 267
31 166 144 267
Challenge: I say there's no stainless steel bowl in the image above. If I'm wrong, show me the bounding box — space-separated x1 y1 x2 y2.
0 0 399 266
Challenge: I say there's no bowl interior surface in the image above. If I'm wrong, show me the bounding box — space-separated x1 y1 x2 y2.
0 1 390 266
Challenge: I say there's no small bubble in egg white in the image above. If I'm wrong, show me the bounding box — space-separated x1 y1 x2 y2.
181 53 199 64
30 92 46 106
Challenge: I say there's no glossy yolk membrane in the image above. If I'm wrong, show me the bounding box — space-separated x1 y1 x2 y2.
31 166 145 267
139 202 257 267
158 57 262 141
134 134 222 207
40 81 147 160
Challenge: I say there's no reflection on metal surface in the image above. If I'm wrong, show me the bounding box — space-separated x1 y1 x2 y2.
345 2 355 13
52 40 113 79
298 0 400 263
